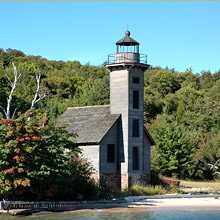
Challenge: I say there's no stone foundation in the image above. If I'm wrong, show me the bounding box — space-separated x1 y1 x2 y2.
90 172 150 190
100 173 120 189
91 172 120 189
121 173 129 190
128 173 150 186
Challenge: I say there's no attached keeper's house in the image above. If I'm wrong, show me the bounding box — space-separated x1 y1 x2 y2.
59 31 155 190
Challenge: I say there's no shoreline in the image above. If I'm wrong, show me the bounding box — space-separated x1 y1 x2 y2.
130 197 220 208
1 194 220 216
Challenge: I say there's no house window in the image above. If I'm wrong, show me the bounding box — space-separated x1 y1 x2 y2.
133 147 139 170
133 77 140 84
133 90 139 109
132 119 140 137
107 144 115 163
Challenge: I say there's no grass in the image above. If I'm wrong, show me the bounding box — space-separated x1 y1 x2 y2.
121 180 220 197
101 180 220 198
122 184 180 196
179 180 220 194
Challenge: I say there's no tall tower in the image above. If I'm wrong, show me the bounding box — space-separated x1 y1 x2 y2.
106 31 150 189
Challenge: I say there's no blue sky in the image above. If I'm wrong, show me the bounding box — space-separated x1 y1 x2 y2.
0 2 220 73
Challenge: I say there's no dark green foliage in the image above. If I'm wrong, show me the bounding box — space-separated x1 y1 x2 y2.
0 48 219 181
146 66 220 179
74 76 109 106
0 110 98 201
0 49 109 120
144 67 183 96
153 121 196 178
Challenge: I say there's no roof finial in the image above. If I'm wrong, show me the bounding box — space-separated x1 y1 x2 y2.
125 30 130 36
126 23 130 36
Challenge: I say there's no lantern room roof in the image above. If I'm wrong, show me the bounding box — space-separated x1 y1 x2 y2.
116 31 140 46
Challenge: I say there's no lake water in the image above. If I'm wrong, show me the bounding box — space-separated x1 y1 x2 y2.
0 207 220 220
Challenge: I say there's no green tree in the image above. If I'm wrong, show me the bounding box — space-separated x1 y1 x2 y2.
192 132 220 180
153 121 197 178
0 110 97 200
74 76 109 106
145 68 183 97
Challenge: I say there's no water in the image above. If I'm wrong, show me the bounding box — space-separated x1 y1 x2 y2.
0 207 220 220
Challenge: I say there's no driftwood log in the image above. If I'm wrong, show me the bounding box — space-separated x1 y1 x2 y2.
159 174 180 187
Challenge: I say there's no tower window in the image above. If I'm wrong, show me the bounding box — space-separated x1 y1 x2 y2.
133 147 139 170
133 77 140 84
107 144 115 163
132 119 140 137
133 90 139 109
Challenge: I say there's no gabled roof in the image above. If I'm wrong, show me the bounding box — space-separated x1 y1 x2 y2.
144 125 156 146
58 105 120 144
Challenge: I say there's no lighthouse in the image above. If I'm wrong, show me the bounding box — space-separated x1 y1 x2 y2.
105 31 151 189
60 31 154 190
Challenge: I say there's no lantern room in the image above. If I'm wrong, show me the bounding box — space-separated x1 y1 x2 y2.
107 31 147 64
116 31 139 53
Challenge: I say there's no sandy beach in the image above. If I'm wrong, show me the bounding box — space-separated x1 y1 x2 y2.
69 197 220 215
51 197 219 219
130 197 220 209
59 196 220 215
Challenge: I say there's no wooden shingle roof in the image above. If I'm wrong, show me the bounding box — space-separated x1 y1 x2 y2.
58 105 120 144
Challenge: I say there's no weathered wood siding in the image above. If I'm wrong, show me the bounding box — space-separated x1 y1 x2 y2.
110 68 129 178
79 145 100 172
109 65 147 188
100 121 118 173
128 67 145 173
144 133 151 178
